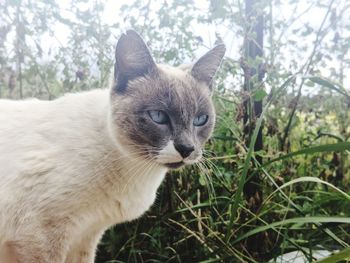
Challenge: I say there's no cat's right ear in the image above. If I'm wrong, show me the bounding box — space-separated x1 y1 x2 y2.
113 30 157 93
191 44 226 91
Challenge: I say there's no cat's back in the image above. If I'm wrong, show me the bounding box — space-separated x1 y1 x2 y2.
0 97 55 167
0 89 108 135
0 98 52 133
0 89 109 182
0 89 108 126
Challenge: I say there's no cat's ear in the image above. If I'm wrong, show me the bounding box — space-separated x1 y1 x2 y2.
191 44 226 90
114 30 157 92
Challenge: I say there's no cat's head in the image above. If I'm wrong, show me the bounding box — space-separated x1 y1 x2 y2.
109 30 225 169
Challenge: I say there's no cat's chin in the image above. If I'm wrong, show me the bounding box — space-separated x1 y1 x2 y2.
163 156 202 170
164 161 185 170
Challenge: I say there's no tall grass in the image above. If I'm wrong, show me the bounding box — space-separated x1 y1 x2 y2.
96 77 350 262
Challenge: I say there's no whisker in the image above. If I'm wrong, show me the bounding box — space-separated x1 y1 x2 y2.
197 160 216 202
120 156 158 194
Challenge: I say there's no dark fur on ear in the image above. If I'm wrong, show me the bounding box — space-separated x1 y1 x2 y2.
114 30 157 93
191 44 226 90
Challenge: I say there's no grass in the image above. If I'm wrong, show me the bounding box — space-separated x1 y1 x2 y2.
96 86 350 262
97 67 349 261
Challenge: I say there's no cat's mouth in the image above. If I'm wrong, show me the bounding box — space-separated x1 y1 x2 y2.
164 161 184 169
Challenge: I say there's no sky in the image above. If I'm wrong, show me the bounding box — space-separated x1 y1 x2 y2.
52 0 326 58
51 0 349 90
2 0 349 90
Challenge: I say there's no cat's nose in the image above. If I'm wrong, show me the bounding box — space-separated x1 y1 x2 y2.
174 143 195 158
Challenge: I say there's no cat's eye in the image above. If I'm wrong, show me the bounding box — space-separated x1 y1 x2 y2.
193 114 208 126
148 110 169 125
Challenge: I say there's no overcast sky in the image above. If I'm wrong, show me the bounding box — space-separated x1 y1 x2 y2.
3 0 349 89
45 0 348 89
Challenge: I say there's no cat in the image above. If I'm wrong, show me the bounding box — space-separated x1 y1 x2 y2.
0 30 225 263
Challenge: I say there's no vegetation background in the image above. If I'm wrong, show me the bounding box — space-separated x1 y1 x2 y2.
0 0 349 262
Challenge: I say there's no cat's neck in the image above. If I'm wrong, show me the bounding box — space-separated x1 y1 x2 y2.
51 89 167 195
93 145 167 194
61 89 168 223
87 134 167 224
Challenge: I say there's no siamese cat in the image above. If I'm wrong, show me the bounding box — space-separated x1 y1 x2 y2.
0 30 225 263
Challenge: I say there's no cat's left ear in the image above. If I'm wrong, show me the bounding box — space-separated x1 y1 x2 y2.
114 30 157 93
191 44 226 90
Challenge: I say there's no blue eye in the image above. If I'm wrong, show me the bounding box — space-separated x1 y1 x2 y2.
193 115 208 126
148 110 169 124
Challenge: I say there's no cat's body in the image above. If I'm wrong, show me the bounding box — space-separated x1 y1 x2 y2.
0 30 225 263
0 89 166 262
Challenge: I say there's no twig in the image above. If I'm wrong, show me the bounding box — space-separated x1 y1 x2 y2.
280 0 336 151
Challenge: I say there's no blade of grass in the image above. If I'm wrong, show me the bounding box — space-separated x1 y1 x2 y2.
264 142 350 166
315 246 350 263
252 155 349 247
266 176 350 201
232 217 350 245
225 75 298 242
305 76 350 99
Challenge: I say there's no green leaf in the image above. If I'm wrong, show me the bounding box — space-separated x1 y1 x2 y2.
232 216 350 245
316 247 350 263
304 80 315 87
269 176 350 201
305 76 350 99
198 174 206 186
253 88 267 101
265 142 350 166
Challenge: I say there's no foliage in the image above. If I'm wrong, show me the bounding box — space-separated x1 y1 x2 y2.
1 0 350 262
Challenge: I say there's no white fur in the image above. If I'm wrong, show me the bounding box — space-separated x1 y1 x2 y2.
184 152 202 165
156 140 183 163
0 89 167 262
